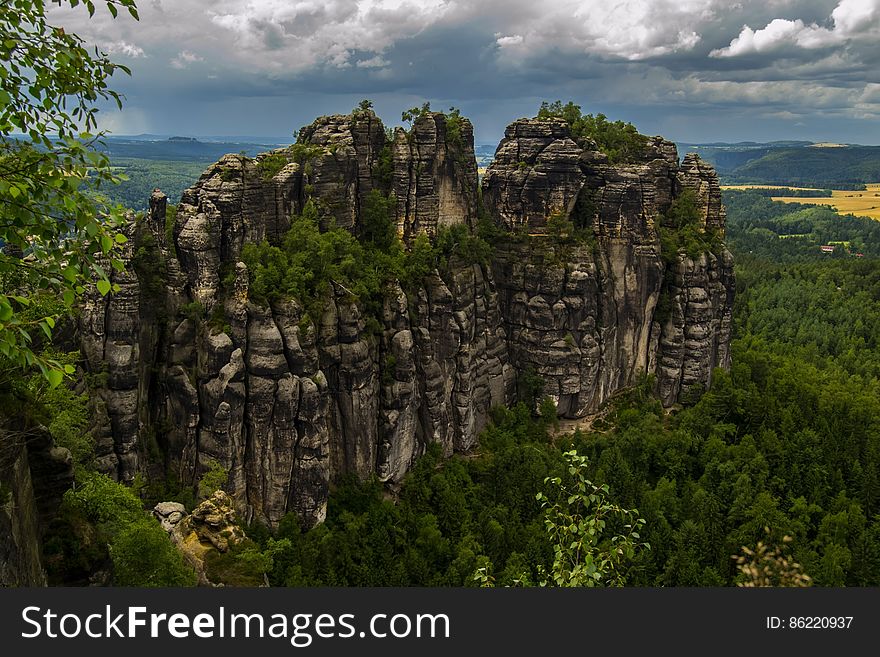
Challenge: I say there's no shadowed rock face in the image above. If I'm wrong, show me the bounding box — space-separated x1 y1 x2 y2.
392 112 479 240
78 112 733 529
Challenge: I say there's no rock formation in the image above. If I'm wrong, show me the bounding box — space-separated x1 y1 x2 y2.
154 491 247 585
0 426 73 586
392 111 479 240
77 110 734 530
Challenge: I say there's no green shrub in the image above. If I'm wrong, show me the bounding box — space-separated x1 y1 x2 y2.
132 230 169 305
658 189 722 263
289 143 325 164
257 153 289 181
180 300 205 323
198 459 229 500
537 100 649 163
204 540 269 587
164 204 177 252
111 518 197 587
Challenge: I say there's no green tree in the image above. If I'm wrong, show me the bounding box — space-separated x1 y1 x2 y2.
111 518 198 587
198 458 229 500
401 102 431 128
535 450 648 586
0 0 138 384
537 100 648 163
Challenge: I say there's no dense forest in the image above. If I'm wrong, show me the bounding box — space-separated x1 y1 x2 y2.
679 142 880 190
2 0 878 592
233 189 879 587
13 187 878 587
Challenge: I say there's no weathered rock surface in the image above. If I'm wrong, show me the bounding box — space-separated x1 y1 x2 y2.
79 112 734 530
154 491 247 586
0 426 73 586
393 112 479 240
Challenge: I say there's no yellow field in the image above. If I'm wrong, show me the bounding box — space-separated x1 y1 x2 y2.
773 184 880 220
723 184 880 220
720 184 823 191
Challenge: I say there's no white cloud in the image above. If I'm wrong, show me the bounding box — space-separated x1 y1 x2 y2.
103 41 146 58
711 0 880 57
208 0 451 71
487 0 714 61
356 55 390 68
170 50 205 70
495 34 523 47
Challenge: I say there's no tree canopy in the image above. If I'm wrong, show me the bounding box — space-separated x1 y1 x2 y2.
0 0 138 384
537 100 649 163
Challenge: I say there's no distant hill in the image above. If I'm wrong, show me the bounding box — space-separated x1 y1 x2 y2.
97 136 287 162
678 141 880 189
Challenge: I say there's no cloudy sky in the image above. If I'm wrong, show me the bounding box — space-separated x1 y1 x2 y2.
49 0 880 144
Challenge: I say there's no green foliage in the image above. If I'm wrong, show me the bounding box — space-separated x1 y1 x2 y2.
204 540 273 587
164 203 177 250
97 158 208 211
53 471 196 586
433 223 493 267
376 144 394 190
111 517 198 587
62 471 144 526
0 0 139 383
401 102 432 127
739 187 833 198
658 189 722 262
537 101 649 163
546 212 574 240
219 166 238 182
241 199 378 320
241 193 493 323
538 397 559 430
723 146 880 188
38 376 93 467
517 365 545 412
545 211 595 245
360 189 398 251
444 107 464 151
198 459 229 500
288 143 324 164
534 450 648 586
257 153 289 181
131 229 169 306
723 189 880 259
180 300 204 324
246 406 563 586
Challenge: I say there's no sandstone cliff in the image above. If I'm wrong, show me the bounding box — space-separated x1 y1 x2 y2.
0 426 73 586
77 110 734 529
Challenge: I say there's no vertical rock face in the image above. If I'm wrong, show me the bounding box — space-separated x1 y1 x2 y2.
0 434 46 586
654 249 735 405
482 118 586 232
0 427 73 587
483 118 734 413
677 152 726 231
298 112 386 230
78 111 733 529
78 218 142 483
393 112 479 240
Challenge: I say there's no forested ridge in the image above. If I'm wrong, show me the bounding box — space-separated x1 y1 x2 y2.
233 189 880 587
0 0 876 585
83 190 880 587
5 183 879 586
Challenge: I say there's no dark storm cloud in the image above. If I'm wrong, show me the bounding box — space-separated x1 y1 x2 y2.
45 0 880 144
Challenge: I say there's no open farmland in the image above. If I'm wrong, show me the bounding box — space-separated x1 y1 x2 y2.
723 184 880 220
